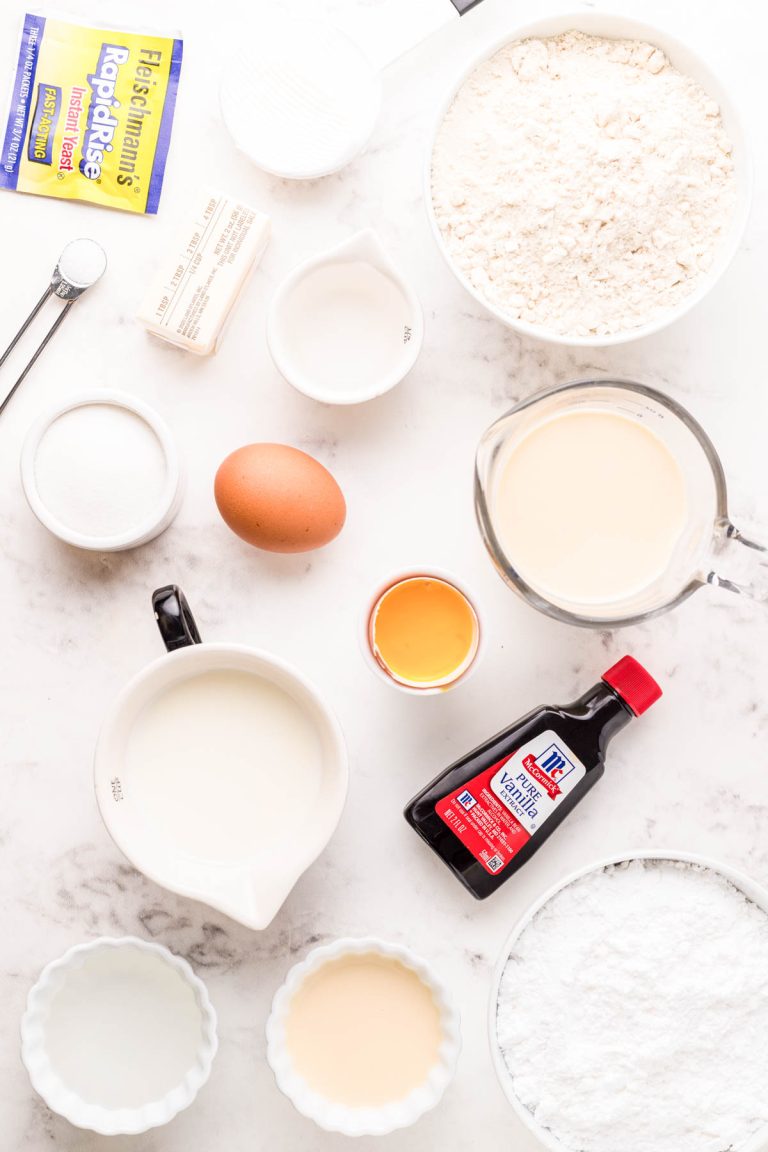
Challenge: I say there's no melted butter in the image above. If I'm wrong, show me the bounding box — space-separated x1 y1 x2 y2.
284 953 443 1106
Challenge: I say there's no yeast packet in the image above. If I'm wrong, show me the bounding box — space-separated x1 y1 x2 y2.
0 11 182 214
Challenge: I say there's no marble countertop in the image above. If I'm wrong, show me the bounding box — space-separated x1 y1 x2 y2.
2 0 767 1147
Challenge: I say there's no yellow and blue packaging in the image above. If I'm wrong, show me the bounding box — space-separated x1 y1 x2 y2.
0 12 183 214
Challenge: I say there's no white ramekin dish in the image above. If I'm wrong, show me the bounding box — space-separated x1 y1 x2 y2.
426 11 752 348
360 567 484 695
20 936 217 1135
21 390 184 551
267 229 423 405
266 936 461 1136
489 850 768 1152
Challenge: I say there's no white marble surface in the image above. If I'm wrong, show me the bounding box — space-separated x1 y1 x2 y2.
1 0 767 1147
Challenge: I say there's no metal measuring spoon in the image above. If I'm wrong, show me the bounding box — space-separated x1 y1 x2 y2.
0 239 107 417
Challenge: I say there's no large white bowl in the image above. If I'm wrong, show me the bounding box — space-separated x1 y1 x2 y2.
426 12 752 348
489 850 768 1152
266 936 461 1136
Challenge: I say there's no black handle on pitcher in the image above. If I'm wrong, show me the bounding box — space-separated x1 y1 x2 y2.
152 585 202 651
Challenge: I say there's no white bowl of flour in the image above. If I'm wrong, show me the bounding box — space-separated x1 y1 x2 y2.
428 13 751 346
490 852 768 1152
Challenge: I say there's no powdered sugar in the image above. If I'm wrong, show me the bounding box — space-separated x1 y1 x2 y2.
496 859 768 1152
432 32 737 337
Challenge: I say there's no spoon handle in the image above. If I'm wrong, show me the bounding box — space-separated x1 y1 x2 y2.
0 298 73 417
0 284 54 374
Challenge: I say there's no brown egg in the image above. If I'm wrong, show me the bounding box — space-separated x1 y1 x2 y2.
214 443 346 553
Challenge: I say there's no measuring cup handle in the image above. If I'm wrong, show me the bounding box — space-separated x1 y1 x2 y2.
706 522 768 605
152 585 202 651
336 0 484 73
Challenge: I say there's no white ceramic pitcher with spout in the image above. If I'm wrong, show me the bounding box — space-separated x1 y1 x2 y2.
94 586 348 929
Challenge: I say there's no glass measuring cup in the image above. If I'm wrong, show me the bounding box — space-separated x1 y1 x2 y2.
475 379 766 627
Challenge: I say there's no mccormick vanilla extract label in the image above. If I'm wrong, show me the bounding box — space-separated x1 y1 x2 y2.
0 12 182 214
435 731 586 875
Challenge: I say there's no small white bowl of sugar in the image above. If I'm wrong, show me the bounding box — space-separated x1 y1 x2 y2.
20 390 184 551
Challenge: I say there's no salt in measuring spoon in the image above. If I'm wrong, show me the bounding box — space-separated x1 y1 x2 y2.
0 238 107 417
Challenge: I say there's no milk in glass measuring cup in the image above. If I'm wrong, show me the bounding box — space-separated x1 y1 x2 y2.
475 380 766 627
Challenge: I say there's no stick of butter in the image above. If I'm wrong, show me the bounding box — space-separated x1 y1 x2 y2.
137 188 270 355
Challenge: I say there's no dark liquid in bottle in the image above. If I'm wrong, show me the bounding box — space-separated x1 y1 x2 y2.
404 659 660 899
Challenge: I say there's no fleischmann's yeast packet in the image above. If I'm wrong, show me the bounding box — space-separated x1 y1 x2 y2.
0 12 182 214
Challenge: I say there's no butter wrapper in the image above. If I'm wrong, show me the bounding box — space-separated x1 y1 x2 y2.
137 188 271 355
0 11 182 214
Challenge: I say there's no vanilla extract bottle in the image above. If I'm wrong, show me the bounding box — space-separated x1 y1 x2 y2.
404 657 661 899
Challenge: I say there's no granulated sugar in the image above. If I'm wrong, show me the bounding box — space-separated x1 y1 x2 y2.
432 32 737 337
33 403 168 537
496 859 768 1152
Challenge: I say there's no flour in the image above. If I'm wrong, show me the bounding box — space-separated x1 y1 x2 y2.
496 859 768 1152
432 32 737 337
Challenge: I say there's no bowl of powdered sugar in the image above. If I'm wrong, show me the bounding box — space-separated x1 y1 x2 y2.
429 13 751 345
491 853 768 1152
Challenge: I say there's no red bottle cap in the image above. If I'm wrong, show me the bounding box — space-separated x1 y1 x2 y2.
602 655 662 716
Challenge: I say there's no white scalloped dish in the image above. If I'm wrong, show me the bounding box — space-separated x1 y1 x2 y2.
266 937 461 1136
20 936 218 1135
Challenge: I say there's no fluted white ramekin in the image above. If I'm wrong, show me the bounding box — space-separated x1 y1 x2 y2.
20 936 218 1135
266 936 461 1136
